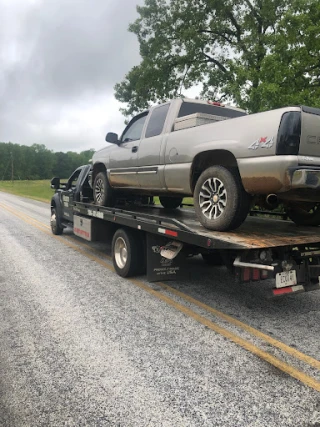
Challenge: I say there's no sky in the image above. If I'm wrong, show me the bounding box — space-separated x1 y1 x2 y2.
0 0 145 152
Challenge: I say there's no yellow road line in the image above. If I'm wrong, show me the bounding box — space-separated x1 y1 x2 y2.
2 202 320 370
0 203 113 261
129 278 320 393
1 202 320 392
0 203 115 270
65 231 320 372
158 282 320 370
0 203 50 230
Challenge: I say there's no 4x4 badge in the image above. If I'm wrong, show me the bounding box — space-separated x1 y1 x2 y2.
248 136 274 150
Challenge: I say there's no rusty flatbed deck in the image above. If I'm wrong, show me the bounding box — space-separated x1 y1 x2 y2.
74 202 320 250
148 207 320 249
181 212 320 249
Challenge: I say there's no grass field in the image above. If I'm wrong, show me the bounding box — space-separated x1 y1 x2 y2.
0 180 53 202
0 179 194 206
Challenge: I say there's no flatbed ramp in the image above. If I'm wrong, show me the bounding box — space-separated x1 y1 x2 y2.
180 213 320 249
73 203 320 250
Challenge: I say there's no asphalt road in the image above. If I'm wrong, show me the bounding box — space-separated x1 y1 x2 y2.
0 191 319 427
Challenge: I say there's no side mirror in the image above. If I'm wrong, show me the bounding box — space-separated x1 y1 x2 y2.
51 177 60 189
106 132 119 144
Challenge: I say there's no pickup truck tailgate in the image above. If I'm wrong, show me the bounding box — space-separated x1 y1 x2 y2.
299 106 320 157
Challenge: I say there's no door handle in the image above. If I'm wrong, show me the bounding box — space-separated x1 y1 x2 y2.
132 146 138 153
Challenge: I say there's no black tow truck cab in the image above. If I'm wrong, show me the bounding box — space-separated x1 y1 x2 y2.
50 165 320 298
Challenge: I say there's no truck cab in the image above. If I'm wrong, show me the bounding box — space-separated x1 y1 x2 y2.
50 165 92 233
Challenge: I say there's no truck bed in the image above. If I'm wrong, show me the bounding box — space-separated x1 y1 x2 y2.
73 202 320 250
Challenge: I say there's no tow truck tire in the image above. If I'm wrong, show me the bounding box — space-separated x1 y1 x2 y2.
112 228 145 277
194 166 250 231
159 196 183 209
93 171 114 207
286 203 320 226
51 207 63 235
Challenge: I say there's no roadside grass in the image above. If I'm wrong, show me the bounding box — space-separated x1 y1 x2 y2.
181 197 194 205
0 180 54 202
154 196 194 206
0 179 195 206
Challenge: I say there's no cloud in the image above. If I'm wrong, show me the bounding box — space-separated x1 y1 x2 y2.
0 0 142 152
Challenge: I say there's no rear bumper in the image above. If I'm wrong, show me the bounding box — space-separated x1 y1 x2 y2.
289 167 320 190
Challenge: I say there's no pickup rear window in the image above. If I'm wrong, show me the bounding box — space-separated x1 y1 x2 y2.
178 102 247 119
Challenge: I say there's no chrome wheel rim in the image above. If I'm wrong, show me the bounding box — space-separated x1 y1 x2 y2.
95 178 104 203
199 177 227 220
50 212 57 230
114 237 128 269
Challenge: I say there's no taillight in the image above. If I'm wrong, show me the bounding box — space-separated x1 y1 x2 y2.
252 269 260 281
240 267 268 282
276 112 301 155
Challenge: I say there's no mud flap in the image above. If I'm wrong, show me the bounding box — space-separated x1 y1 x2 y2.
146 233 185 282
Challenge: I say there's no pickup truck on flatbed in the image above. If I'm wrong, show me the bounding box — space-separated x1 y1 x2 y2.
50 165 320 298
91 98 320 232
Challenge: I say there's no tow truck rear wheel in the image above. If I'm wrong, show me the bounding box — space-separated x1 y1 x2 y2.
50 207 63 235
112 228 145 277
286 203 320 226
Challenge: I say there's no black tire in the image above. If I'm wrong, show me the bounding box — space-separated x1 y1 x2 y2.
93 171 114 207
202 252 224 266
112 228 146 277
286 203 320 226
228 186 252 230
194 166 250 231
159 196 183 209
50 207 63 235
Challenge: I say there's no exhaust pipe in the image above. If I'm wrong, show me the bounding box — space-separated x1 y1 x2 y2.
266 194 278 208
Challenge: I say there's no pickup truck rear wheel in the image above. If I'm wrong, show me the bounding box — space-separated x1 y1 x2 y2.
93 171 114 207
194 166 250 231
286 203 320 226
159 196 183 209
112 228 145 277
50 207 63 235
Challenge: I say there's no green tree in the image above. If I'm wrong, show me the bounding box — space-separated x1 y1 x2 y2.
0 142 95 181
30 144 55 179
115 0 320 116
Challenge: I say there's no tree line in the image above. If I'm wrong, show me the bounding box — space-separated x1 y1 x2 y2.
115 0 320 116
0 142 95 180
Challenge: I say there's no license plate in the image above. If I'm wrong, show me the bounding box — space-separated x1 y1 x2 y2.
276 270 297 288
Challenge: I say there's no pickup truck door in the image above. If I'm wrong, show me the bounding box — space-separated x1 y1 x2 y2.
60 166 90 221
109 113 148 188
137 103 170 190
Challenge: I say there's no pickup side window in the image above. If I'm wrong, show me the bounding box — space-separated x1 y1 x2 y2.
145 104 170 138
178 102 247 119
121 113 148 142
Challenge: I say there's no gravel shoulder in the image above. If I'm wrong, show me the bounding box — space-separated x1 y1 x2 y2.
0 191 319 427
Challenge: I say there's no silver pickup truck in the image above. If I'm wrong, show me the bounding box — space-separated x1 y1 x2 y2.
91 98 320 231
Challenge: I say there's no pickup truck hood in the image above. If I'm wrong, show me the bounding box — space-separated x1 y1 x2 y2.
92 144 115 162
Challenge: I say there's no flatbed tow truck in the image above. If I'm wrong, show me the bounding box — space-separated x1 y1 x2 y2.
50 165 320 298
